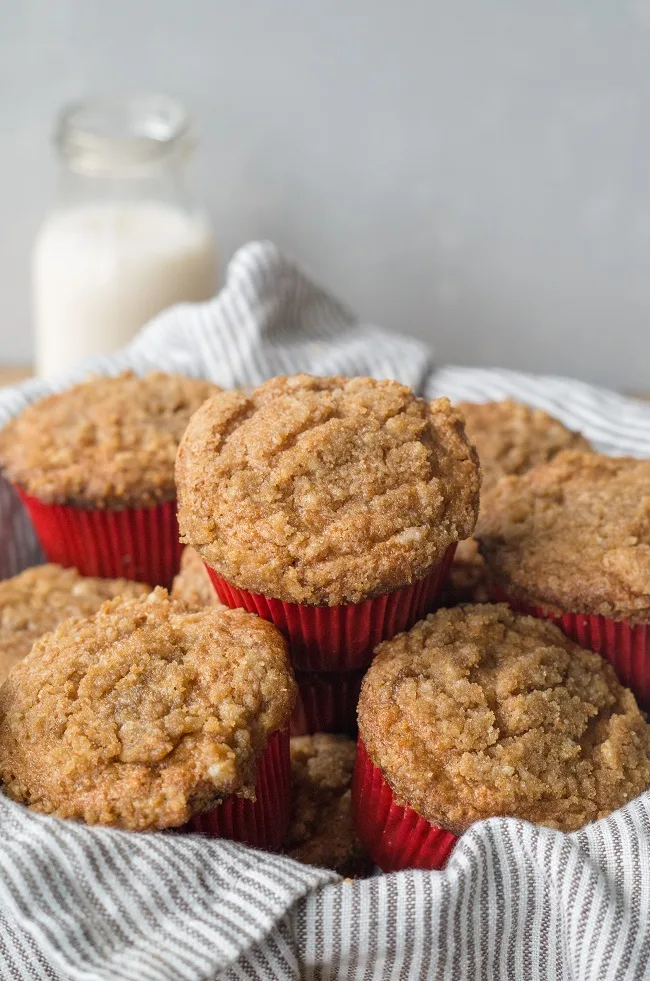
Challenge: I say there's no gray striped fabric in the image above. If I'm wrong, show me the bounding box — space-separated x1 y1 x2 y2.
1 240 650 980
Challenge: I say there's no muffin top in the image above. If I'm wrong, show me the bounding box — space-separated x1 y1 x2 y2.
0 589 295 831
0 371 220 508
171 547 223 611
176 374 480 606
477 451 650 620
459 400 591 494
0 564 149 685
358 604 650 834
286 733 370 876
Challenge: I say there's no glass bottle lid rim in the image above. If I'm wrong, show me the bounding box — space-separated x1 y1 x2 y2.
56 94 195 175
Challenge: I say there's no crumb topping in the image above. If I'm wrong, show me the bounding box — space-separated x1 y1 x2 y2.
477 451 650 619
0 588 295 830
0 371 220 508
176 374 480 605
0 564 149 684
441 400 590 609
459 399 591 494
358 604 650 833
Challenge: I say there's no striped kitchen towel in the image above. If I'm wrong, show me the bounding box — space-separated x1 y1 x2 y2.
1 240 650 981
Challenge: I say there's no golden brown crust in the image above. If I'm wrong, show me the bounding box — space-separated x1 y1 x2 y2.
176 375 480 605
459 400 591 494
477 451 650 620
0 589 296 830
171 547 222 610
0 564 149 684
358 604 650 834
0 372 220 508
286 734 371 876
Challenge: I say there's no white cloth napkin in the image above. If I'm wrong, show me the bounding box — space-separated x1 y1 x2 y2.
2 241 650 981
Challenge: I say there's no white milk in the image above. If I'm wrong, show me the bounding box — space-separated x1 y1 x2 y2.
33 201 217 377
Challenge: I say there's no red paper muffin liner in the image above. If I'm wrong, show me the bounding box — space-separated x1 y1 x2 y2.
205 543 457 672
185 729 291 851
494 587 650 710
352 738 458 872
290 669 365 736
17 488 183 588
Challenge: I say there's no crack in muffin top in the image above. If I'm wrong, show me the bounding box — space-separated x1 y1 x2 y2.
0 564 149 685
476 451 650 620
458 399 592 495
358 604 650 834
0 371 220 508
0 588 295 831
175 374 480 606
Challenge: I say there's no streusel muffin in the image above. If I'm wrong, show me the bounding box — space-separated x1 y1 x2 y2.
442 401 591 609
0 588 295 848
476 450 650 707
286 734 370 876
176 374 480 670
354 604 650 871
0 371 220 586
0 563 149 684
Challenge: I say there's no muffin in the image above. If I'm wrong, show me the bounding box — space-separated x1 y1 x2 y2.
171 546 224 610
176 374 480 670
0 371 220 587
442 401 592 609
476 451 650 706
0 563 149 684
0 588 296 848
354 604 650 871
286 734 371 876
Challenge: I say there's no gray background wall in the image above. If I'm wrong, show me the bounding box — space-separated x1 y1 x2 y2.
3 1 650 388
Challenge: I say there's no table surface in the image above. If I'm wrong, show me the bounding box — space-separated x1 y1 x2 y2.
0 366 31 385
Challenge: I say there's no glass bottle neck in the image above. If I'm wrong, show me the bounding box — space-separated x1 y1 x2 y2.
55 159 192 210
53 94 197 210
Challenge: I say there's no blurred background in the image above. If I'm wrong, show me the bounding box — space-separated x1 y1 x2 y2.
3 1 650 388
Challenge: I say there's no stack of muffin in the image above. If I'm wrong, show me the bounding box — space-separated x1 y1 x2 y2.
173 374 478 736
0 372 649 877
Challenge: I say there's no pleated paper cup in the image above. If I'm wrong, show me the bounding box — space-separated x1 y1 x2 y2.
17 488 183 588
185 729 291 851
352 737 458 872
494 586 650 711
205 543 457 672
290 670 365 736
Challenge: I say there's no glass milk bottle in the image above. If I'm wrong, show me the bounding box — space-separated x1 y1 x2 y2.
32 94 217 377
